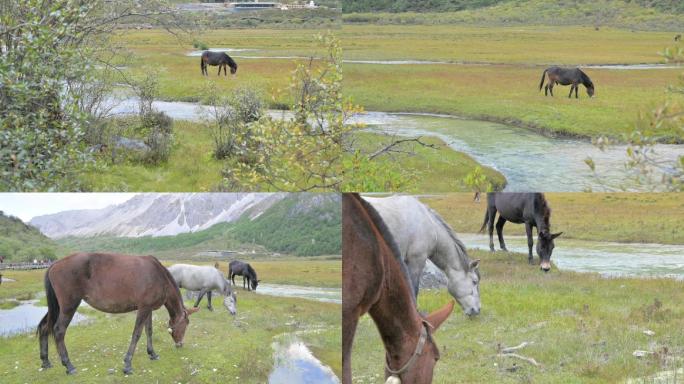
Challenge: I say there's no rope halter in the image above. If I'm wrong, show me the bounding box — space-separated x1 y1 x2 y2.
384 320 431 383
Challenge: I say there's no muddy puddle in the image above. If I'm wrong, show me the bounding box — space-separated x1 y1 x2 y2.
0 299 88 337
459 233 684 279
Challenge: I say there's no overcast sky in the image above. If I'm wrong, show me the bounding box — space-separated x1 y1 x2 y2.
0 193 138 222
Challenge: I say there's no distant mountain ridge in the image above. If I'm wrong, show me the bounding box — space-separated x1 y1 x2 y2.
31 193 285 239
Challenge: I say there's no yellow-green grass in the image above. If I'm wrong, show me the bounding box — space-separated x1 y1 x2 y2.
420 193 684 244
171 259 342 288
341 25 679 64
344 63 683 140
0 269 45 301
0 262 340 383
339 25 684 140
350 249 684 383
80 119 506 191
113 29 333 104
352 132 506 192
82 120 223 191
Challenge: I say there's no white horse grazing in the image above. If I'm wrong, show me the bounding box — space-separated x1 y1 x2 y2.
167 264 237 315
364 195 481 316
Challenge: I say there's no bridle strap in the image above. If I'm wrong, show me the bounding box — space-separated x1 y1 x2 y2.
385 320 430 377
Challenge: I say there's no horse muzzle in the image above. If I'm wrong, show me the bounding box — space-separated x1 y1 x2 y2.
540 261 551 272
175 342 183 348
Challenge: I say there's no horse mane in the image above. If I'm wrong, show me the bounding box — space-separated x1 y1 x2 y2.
536 193 552 231
426 208 473 272
357 196 416 300
150 257 183 303
579 70 593 88
247 264 257 279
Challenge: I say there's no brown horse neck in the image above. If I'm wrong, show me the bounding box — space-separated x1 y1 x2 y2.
159 266 185 322
369 243 425 370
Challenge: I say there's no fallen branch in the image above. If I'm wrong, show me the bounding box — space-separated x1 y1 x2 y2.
498 353 541 367
501 341 532 353
368 136 438 160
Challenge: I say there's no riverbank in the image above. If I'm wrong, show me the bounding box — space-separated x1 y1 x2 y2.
350 249 684 383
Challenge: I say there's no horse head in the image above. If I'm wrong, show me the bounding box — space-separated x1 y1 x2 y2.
168 307 199 347
446 259 481 316
222 282 237 315
250 278 260 291
537 231 562 272
386 301 454 384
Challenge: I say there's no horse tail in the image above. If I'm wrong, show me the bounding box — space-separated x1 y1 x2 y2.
479 210 489 233
200 56 204 74
37 271 59 340
539 68 548 91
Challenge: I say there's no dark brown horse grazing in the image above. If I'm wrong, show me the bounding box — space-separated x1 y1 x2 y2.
675 34 682 42
38 253 199 375
539 66 595 99
228 260 259 291
480 193 562 272
200 51 238 77
342 193 454 384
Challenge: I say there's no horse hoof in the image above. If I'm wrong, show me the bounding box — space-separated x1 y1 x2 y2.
207 306 213 312
149 354 160 361
123 367 133 375
42 361 52 369
66 367 77 375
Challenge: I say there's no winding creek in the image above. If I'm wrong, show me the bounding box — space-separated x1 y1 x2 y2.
108 98 683 192
458 233 684 279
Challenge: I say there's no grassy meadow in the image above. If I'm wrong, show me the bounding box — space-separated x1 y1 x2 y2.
0 258 341 383
418 192 684 244
350 249 684 383
352 132 506 192
341 25 684 141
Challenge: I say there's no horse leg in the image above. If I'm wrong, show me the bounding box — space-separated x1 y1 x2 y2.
549 83 554 96
496 216 508 251
487 210 496 252
206 290 213 311
575 84 579 99
217 65 221 76
123 309 151 374
544 84 548 96
144 314 159 361
568 84 575 98
525 222 534 264
53 308 78 374
342 314 358 384
194 288 207 308
39 312 53 368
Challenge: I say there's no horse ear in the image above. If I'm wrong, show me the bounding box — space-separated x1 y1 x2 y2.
469 259 480 270
425 301 454 333
551 232 563 239
187 307 200 316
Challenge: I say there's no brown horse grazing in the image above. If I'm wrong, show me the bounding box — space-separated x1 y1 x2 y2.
539 66 595 99
38 253 199 375
200 51 238 77
342 193 454 384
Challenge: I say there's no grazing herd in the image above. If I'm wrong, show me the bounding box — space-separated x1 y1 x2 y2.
344 193 560 383
37 253 259 375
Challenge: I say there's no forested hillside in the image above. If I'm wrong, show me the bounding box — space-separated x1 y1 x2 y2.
342 0 684 13
56 194 341 258
231 193 341 256
0 212 57 262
